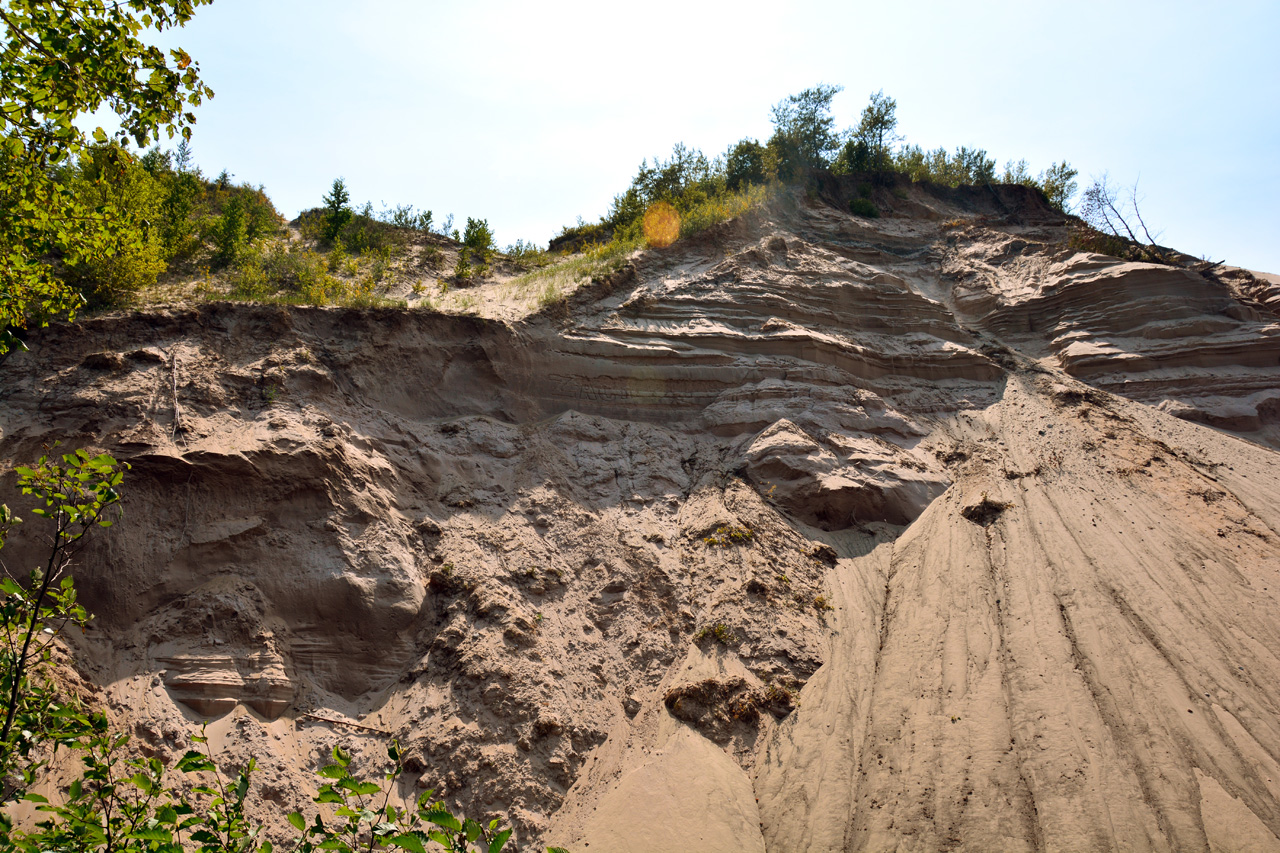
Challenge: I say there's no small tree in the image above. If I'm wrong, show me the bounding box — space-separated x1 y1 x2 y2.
725 138 767 190
769 84 844 176
321 177 353 244
1079 174 1164 261
0 448 125 796
462 217 495 276
1039 161 1079 213
852 90 900 173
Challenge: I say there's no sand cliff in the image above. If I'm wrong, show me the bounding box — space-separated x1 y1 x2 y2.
3 180 1280 851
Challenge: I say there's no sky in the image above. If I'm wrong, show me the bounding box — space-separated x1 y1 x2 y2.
133 0 1280 272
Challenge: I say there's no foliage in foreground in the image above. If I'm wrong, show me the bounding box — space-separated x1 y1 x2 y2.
0 452 555 852
0 0 214 354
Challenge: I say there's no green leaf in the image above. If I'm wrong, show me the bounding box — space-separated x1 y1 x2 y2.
424 809 461 833
176 750 216 773
288 812 307 832
339 779 381 797
389 831 430 853
317 763 346 779
128 825 172 842
488 828 512 853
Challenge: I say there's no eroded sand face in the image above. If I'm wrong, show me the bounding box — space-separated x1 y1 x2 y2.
3 181 1280 851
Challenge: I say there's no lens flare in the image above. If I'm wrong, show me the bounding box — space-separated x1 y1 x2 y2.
642 202 680 248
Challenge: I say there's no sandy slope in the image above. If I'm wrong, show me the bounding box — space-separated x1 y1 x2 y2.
3 180 1280 851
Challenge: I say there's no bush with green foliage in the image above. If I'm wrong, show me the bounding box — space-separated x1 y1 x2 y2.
1037 161 1079 213
890 144 996 187
462 217 495 277
161 171 205 260
205 184 280 268
59 146 169 307
849 197 879 218
503 239 549 270
382 203 434 233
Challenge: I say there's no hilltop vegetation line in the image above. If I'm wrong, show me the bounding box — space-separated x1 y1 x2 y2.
555 85 1077 249
5 71 1087 337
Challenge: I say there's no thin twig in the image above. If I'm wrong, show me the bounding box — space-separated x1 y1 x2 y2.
299 714 390 735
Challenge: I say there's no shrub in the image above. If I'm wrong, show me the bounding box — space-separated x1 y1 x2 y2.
380 203 433 232
454 247 472 281
59 146 169 306
327 239 348 272
1038 161 1079 213
370 246 392 283
157 169 203 260
462 217 495 276
849 198 880 218
63 232 167 308
339 210 405 255
550 219 613 254
209 193 248 267
503 238 549 269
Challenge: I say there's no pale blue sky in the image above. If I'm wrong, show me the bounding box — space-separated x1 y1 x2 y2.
141 0 1278 272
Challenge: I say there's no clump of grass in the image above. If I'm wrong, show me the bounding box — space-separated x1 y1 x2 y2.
537 279 563 310
695 622 740 646
703 525 753 548
677 182 771 240
505 236 638 309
